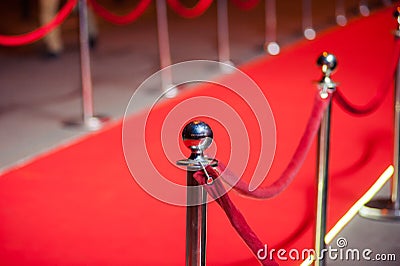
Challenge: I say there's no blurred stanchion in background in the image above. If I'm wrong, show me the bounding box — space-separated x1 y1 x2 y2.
264 0 280 55
156 0 177 98
217 0 234 67
302 0 316 40
359 0 371 16
64 0 109 131
359 8 400 221
335 0 347 26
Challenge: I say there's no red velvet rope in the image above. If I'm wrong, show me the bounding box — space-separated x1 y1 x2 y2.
199 92 331 199
334 39 400 115
88 0 151 25
193 171 278 266
166 0 213 18
230 0 260 11
0 0 77 46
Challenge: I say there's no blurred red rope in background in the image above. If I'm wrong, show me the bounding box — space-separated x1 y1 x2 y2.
0 0 266 46
0 0 77 46
230 0 260 11
166 0 213 18
88 0 152 25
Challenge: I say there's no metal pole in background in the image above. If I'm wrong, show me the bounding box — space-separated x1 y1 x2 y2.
66 0 108 130
359 9 400 221
217 0 233 66
302 0 316 40
156 0 177 98
79 0 94 122
335 0 347 26
264 0 280 55
359 0 370 17
314 52 337 266
177 121 218 266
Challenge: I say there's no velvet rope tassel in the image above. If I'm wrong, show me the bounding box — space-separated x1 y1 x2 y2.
205 91 330 199
334 39 400 115
193 171 278 266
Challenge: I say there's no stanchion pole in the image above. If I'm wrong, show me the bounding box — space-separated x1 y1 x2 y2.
177 121 218 266
359 9 400 221
79 0 94 123
264 0 280 55
155 0 177 98
65 0 108 130
217 0 233 66
359 0 370 17
314 52 337 266
335 0 347 26
302 0 316 40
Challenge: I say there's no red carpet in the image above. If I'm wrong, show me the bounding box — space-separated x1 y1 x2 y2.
0 7 397 266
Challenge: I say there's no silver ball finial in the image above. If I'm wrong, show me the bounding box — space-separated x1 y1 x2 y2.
182 120 213 156
316 52 337 99
177 120 217 175
317 52 337 74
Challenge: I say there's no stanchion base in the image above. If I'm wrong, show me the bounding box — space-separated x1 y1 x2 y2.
359 198 400 221
64 115 110 131
304 27 316 40
359 4 370 17
336 15 347 26
264 42 280 56
163 85 178 99
219 60 235 73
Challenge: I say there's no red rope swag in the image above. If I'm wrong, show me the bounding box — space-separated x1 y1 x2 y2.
193 170 278 266
208 92 331 199
193 92 332 265
0 0 77 46
88 0 152 25
334 39 400 115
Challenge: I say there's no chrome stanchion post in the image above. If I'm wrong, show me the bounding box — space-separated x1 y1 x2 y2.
264 0 280 55
177 121 218 266
156 0 177 98
65 0 109 130
302 0 316 40
217 0 233 67
335 0 347 26
314 52 337 266
359 9 400 221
